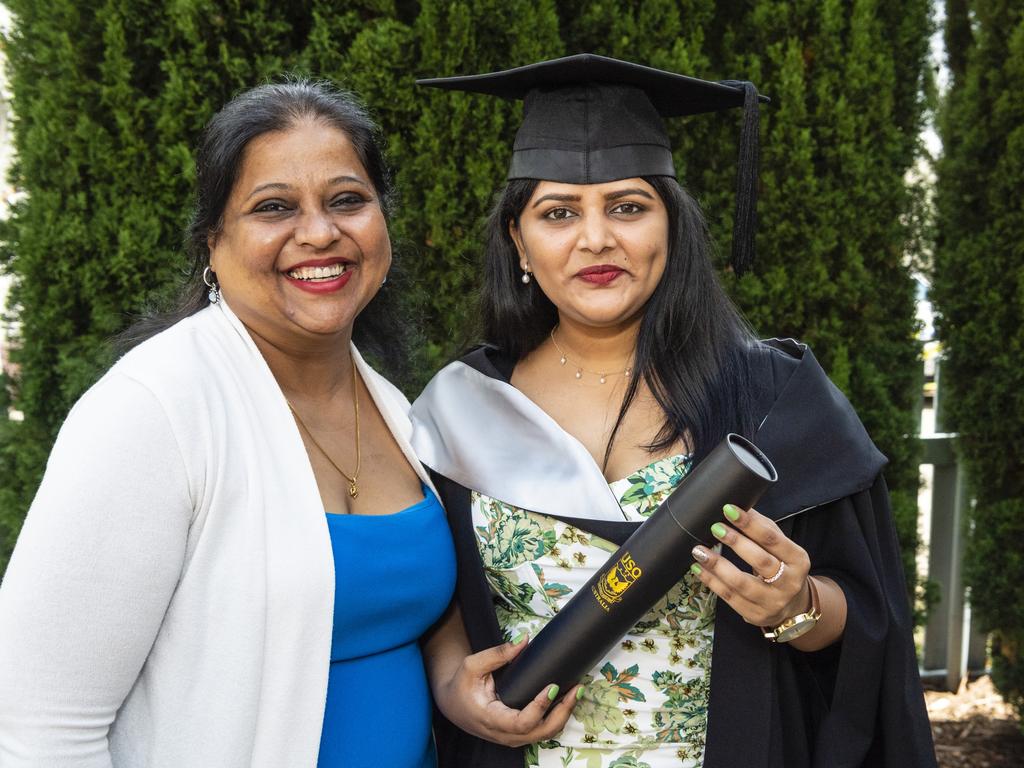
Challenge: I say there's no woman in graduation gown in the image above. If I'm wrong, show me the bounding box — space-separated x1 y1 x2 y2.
414 55 937 768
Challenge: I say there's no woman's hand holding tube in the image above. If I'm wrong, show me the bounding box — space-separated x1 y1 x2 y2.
422 604 580 747
689 504 847 651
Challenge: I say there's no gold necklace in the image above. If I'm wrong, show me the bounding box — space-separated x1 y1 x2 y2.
287 361 362 499
549 326 633 384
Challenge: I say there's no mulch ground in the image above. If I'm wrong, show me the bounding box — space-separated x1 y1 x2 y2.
926 676 1023 768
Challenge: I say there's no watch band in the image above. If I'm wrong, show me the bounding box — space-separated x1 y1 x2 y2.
762 575 822 643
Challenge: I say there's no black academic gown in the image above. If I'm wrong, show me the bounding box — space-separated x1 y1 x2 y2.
412 339 937 768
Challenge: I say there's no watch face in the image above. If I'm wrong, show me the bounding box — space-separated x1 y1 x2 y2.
775 616 817 643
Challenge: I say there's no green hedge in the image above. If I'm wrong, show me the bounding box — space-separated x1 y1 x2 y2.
932 0 1024 722
2 1 930 609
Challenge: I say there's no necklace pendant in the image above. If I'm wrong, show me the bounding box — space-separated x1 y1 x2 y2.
575 369 582 380
559 355 567 366
348 480 359 499
599 374 607 384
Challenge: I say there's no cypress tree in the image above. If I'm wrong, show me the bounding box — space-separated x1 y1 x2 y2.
398 0 563 367
0 0 564 568
562 0 930 596
0 0 934 606
718 0 930 597
0 0 373 571
932 0 1024 719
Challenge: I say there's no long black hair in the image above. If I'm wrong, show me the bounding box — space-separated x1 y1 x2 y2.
480 175 757 465
117 78 413 381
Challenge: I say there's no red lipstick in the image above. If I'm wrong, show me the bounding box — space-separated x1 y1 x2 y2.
283 257 355 294
576 264 625 285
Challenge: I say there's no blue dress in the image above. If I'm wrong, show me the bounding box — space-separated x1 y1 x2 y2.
318 487 456 767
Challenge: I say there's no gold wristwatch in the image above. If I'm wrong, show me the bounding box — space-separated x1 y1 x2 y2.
762 576 822 643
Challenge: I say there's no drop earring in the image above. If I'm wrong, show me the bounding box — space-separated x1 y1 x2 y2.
203 266 221 304
521 267 531 284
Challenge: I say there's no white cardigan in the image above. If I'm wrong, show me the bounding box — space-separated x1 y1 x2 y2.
0 301 434 767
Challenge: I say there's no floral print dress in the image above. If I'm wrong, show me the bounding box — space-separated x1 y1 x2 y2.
471 454 717 768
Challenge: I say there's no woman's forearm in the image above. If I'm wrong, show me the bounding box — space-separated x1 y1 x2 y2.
788 575 847 652
421 601 473 700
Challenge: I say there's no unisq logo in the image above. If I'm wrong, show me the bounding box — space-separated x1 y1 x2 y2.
592 552 642 612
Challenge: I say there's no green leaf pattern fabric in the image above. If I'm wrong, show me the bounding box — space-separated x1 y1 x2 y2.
472 454 715 767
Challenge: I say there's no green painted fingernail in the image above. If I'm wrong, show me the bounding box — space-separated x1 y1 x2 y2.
723 504 741 522
711 523 728 539
547 684 560 701
576 687 585 700
511 632 526 644
690 563 702 575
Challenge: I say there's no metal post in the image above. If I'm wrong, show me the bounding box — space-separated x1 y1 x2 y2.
922 435 958 679
942 458 970 691
920 435 988 689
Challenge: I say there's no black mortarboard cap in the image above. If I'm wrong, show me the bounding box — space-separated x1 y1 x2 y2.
418 53 768 275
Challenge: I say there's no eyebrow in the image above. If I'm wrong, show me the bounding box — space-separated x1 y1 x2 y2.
606 187 655 201
245 175 370 201
531 187 655 208
531 193 579 208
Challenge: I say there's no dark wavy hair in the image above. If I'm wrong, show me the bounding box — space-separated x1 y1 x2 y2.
118 78 412 380
480 175 757 466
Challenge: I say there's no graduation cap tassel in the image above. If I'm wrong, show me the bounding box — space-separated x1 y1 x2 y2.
723 81 761 277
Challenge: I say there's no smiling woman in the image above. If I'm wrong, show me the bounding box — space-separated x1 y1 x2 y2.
209 122 392 345
0 80 455 768
510 180 669 332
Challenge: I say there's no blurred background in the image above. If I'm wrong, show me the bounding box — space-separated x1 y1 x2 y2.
0 1 1020 761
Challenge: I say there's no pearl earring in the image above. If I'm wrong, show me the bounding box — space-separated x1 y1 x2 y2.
521 267 531 284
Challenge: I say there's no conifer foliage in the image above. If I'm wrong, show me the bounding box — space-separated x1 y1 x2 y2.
718 0 933 600
932 0 1024 720
554 0 932 604
1 0 931 605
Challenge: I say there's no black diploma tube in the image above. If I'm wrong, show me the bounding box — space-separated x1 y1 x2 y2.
495 433 777 709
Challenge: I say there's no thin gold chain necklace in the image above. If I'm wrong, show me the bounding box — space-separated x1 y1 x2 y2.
287 361 362 499
549 325 633 384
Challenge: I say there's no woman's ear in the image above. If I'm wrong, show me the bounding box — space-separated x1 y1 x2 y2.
508 219 527 270
206 233 218 264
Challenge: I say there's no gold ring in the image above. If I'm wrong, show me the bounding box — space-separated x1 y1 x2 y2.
760 561 786 584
